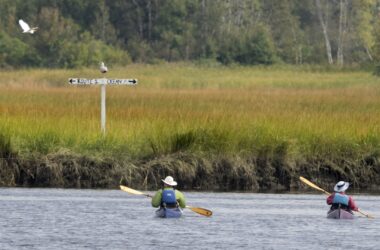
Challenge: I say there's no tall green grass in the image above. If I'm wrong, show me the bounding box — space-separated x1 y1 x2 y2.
1 64 380 161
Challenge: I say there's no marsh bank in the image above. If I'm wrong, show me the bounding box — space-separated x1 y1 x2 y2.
1 150 379 192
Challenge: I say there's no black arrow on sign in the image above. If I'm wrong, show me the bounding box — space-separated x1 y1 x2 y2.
129 79 137 84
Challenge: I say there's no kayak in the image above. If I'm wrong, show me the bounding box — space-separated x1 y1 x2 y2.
327 208 354 219
155 207 183 218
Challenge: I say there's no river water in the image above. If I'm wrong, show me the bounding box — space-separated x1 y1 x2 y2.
0 188 378 250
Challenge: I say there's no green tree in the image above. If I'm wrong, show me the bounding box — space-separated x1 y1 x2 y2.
218 24 275 65
58 32 131 68
351 0 376 62
262 0 304 64
0 31 40 67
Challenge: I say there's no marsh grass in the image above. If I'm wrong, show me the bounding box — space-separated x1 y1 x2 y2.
0 133 13 159
1 63 380 162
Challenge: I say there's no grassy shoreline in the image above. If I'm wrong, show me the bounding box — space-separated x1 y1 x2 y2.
1 151 380 192
1 64 380 190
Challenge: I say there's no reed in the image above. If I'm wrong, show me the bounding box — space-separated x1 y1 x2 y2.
1 64 380 162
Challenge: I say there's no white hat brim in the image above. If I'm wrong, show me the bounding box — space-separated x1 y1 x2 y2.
162 179 177 186
334 182 349 192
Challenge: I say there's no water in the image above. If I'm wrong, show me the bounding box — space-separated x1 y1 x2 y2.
0 188 379 250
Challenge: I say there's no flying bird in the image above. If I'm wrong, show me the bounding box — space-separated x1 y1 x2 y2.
100 62 108 73
19 19 38 34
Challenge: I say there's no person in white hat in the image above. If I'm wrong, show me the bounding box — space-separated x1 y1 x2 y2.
326 181 358 213
151 176 186 218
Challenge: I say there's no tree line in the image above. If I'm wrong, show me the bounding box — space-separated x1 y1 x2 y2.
1 0 380 68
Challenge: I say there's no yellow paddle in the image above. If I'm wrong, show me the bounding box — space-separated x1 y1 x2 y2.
299 176 330 195
120 185 152 197
120 185 213 217
299 176 374 219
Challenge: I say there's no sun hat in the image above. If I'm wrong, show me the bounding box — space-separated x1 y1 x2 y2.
334 181 349 192
162 176 177 186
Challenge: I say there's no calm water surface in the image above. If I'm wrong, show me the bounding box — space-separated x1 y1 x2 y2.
0 188 379 250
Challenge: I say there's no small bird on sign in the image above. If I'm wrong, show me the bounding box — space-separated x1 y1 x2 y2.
18 19 38 34
100 62 108 73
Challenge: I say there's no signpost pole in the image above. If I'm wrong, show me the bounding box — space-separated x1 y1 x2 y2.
100 83 106 135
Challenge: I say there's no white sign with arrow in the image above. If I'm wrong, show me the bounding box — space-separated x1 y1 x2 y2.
69 78 138 85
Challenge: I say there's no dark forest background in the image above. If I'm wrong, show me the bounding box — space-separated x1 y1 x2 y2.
1 0 380 68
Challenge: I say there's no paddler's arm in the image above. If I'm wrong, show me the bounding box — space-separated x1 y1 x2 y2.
151 189 162 208
348 196 359 211
175 190 186 208
326 194 334 205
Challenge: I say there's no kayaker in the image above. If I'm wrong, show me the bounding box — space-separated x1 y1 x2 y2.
326 181 358 213
151 176 186 217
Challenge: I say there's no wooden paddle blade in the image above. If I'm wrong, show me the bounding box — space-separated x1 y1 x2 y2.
120 185 152 197
186 206 213 217
358 209 375 219
299 176 331 195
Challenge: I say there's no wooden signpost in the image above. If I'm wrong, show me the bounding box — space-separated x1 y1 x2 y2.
68 78 138 135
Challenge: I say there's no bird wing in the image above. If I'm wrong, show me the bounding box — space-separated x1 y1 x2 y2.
19 19 30 31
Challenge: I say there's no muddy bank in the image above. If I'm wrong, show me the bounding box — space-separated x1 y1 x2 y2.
1 150 380 192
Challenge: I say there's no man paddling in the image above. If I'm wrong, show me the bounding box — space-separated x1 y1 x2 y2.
151 176 186 218
327 181 358 213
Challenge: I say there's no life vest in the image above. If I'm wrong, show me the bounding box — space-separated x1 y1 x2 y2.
161 189 177 208
332 193 349 206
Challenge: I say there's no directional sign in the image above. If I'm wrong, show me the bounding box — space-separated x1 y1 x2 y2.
68 78 138 85
68 76 138 136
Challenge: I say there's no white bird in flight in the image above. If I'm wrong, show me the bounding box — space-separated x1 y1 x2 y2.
19 19 38 34
100 62 108 73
